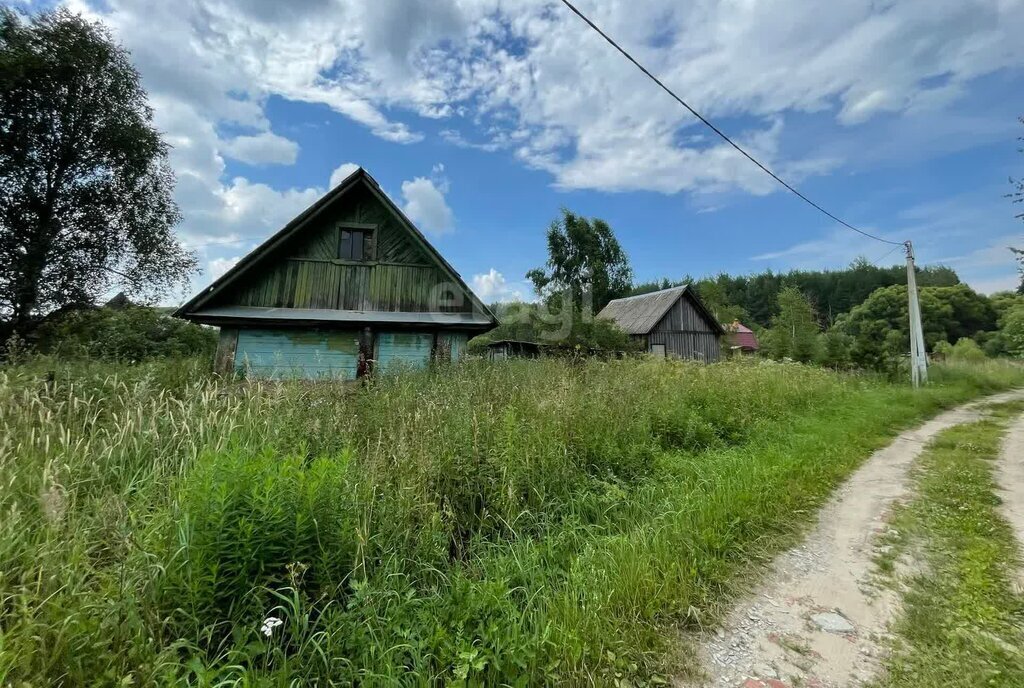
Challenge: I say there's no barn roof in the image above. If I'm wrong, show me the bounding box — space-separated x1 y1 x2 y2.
598 285 726 336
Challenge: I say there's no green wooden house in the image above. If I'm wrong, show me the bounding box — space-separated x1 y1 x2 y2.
174 168 497 379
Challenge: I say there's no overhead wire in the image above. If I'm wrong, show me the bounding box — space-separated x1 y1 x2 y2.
557 0 905 247
871 244 904 266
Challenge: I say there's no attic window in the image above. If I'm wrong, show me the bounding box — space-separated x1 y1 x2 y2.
339 229 366 261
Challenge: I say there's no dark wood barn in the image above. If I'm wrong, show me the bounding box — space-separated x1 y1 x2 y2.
175 167 496 379
598 286 724 361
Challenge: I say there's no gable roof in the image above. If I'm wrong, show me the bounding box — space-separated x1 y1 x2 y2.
597 285 726 335
726 321 760 350
174 167 496 325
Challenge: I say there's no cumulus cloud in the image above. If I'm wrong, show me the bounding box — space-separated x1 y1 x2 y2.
472 269 527 303
401 175 454 235
71 0 1024 257
329 162 361 188
207 256 241 280
75 0 1024 201
221 132 299 165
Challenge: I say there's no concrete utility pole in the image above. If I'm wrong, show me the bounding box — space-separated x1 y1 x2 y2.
905 241 928 387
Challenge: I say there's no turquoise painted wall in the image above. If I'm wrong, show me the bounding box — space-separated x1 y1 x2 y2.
235 329 360 379
376 332 433 371
438 332 468 361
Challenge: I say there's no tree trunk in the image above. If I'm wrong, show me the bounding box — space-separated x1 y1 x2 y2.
10 213 53 334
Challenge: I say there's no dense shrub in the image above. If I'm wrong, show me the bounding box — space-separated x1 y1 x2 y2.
468 303 639 353
33 305 217 361
937 337 987 362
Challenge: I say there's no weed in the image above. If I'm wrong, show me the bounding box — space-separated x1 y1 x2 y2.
0 356 1021 684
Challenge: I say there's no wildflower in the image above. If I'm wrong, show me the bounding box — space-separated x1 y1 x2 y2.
260 616 283 637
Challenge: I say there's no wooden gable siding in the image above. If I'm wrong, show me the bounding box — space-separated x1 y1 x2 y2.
648 292 722 362
653 293 718 334
218 185 470 313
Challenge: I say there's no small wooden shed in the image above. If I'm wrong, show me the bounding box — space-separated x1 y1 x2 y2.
486 339 543 361
174 167 496 379
598 285 724 362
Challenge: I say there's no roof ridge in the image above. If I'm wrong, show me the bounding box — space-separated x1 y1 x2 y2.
607 284 689 304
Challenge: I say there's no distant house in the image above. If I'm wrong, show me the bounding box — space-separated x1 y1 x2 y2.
726 321 760 354
598 285 725 361
103 292 133 310
174 167 497 379
486 339 543 361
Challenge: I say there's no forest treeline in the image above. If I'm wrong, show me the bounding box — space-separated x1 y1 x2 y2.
632 259 961 328
475 212 1024 374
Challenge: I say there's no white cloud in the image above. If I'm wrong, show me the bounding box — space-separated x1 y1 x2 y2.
472 269 527 302
329 162 361 188
207 256 241 280
930 234 1024 294
73 0 1024 201
401 175 454 235
215 177 321 230
971 274 1020 295
221 132 299 165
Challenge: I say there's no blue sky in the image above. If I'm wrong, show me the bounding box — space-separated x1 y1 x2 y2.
50 0 1024 301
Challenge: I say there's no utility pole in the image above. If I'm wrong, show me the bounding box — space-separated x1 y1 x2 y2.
905 241 928 387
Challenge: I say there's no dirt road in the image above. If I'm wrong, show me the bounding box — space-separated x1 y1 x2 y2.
680 390 1024 688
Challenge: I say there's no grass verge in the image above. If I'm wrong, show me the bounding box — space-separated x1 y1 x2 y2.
875 403 1024 688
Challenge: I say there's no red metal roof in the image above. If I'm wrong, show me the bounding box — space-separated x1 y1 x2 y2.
726 321 760 351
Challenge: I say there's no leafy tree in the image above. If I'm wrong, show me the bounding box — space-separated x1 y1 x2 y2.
1010 117 1023 292
838 284 996 370
990 291 1024 322
815 330 854 369
836 286 910 373
1011 247 1024 294
0 9 195 336
1001 306 1024 358
1010 116 1023 219
919 284 996 343
630 277 680 297
692 279 749 325
763 286 820 362
527 209 632 314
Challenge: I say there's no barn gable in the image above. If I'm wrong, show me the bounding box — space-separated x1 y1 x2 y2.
598 286 725 362
175 168 494 325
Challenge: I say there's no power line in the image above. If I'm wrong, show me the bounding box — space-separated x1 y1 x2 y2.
871 243 904 266
557 0 905 247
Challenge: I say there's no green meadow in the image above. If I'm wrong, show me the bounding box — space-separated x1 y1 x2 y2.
1 357 1021 686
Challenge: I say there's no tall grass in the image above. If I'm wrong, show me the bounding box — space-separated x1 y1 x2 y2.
0 356 1021 685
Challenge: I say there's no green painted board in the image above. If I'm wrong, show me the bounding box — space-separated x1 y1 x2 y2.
235 328 360 379
376 332 433 371
437 332 468 361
